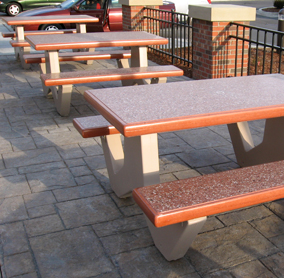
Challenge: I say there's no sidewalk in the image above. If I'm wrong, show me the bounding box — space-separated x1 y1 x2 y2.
0 20 284 278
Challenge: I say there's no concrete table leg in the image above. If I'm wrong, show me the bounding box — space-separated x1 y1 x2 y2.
120 46 167 86
15 25 31 69
43 50 73 116
228 116 284 167
101 133 160 198
75 22 94 65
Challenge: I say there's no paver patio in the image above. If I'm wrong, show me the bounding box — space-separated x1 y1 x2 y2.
0 19 284 278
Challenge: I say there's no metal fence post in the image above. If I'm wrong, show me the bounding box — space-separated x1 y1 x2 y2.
171 9 175 64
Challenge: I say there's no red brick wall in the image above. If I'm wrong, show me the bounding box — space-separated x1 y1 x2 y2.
192 19 249 79
122 5 159 32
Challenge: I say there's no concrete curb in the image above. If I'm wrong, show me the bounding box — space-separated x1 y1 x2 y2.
257 7 279 19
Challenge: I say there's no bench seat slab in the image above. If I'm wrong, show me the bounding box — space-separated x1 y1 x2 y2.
41 65 183 86
133 160 284 260
133 160 284 228
23 50 131 64
8 29 77 68
73 115 120 138
41 65 183 116
2 29 76 38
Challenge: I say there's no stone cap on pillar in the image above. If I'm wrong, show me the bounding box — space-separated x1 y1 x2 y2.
188 4 256 22
119 0 162 5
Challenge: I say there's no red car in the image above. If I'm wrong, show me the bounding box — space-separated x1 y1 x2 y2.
16 0 175 32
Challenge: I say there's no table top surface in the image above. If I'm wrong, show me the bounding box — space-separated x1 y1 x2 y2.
85 74 284 137
2 15 99 26
25 31 169 50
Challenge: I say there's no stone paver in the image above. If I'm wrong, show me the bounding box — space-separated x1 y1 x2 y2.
26 168 76 192
4 252 35 278
0 222 29 256
29 227 114 278
3 147 61 168
0 175 31 198
187 222 278 274
56 195 121 228
0 20 283 278
0 196 29 224
113 247 197 278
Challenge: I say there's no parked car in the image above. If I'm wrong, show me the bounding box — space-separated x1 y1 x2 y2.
170 0 211 14
0 0 65 16
15 0 175 32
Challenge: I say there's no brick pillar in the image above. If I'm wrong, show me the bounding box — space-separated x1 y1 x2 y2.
189 4 256 79
119 0 162 31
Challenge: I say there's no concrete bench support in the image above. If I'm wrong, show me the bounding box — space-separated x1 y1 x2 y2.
146 216 207 261
73 115 160 197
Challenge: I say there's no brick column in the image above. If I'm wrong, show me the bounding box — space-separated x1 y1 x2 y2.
189 4 256 79
119 0 162 31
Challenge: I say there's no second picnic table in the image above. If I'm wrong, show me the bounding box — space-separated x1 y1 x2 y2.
25 31 171 115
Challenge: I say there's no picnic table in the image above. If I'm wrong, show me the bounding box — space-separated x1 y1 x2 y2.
25 31 176 116
83 73 284 198
75 73 284 261
2 15 99 66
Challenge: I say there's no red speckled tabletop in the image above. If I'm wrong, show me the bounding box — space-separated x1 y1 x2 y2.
2 15 99 26
26 31 168 51
84 74 284 137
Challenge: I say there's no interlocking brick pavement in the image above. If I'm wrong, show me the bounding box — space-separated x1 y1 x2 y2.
0 19 284 278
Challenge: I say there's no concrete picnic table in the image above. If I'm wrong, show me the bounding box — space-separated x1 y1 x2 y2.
2 15 99 63
84 73 284 197
25 31 169 115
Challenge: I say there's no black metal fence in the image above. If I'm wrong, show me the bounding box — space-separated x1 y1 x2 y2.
144 7 193 68
230 22 284 76
144 7 284 77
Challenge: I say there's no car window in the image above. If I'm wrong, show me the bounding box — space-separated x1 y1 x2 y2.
109 0 121 8
79 0 103 10
61 0 79 9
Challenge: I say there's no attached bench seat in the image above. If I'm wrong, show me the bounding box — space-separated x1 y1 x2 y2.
43 65 183 116
133 160 284 261
2 32 16 38
10 39 30 48
2 32 17 38
41 65 184 86
9 29 78 48
23 50 131 64
73 115 119 138
6 29 78 68
3 29 77 38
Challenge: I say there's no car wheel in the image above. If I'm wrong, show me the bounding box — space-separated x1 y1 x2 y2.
40 24 62 31
6 3 21 16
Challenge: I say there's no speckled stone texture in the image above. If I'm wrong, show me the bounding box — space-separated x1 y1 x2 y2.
85 74 284 136
26 31 168 50
3 15 98 27
135 160 284 213
41 65 182 86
